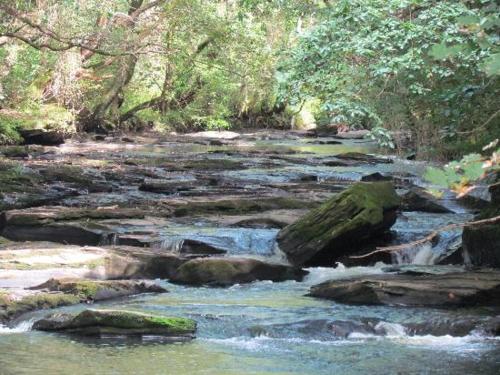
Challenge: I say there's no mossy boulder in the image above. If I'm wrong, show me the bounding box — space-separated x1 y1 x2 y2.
31 278 167 301
0 291 80 323
277 182 400 266
33 309 196 338
171 257 308 286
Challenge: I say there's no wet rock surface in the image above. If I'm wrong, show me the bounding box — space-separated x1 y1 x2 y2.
309 269 500 307
277 182 400 266
172 257 308 286
33 309 196 338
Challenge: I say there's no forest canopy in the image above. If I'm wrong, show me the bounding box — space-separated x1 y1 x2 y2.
0 0 499 159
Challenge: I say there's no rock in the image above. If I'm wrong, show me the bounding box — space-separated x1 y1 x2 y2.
335 152 393 164
0 206 146 246
463 223 500 268
178 239 226 256
139 179 195 194
173 197 311 217
171 257 308 286
332 130 370 139
309 270 500 307
30 278 166 302
33 309 196 338
307 140 342 145
277 182 400 266
361 172 393 182
104 247 188 280
0 291 80 323
20 129 64 146
401 188 453 213
462 181 500 268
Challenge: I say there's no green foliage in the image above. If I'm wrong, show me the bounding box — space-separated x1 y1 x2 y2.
424 143 499 195
281 0 500 157
366 127 395 149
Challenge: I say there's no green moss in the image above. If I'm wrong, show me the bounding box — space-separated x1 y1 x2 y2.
0 160 41 194
1 292 79 322
72 310 196 333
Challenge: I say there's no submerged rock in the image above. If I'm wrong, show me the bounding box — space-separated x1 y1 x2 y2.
277 182 400 266
171 257 308 286
309 270 500 307
33 309 196 338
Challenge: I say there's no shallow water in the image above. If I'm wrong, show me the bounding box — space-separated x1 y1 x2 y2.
2 134 498 374
1 267 499 374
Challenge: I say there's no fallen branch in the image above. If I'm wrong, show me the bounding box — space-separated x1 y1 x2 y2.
349 214 500 260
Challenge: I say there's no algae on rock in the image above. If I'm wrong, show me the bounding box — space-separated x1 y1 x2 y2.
277 182 400 266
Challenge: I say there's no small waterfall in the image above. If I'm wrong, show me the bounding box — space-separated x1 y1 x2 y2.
392 243 438 265
155 238 184 252
99 233 118 246
0 319 34 334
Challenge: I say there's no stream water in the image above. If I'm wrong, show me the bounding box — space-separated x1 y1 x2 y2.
1 133 499 374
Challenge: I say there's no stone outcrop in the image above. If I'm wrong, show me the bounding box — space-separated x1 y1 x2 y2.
277 182 400 266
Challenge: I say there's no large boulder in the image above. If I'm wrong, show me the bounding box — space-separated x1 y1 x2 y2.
33 309 196 338
171 257 308 286
462 181 500 268
277 182 400 266
309 270 500 307
20 129 64 146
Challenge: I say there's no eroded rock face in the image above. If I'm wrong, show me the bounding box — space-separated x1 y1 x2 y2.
309 270 500 307
171 257 308 286
277 182 400 266
33 309 196 338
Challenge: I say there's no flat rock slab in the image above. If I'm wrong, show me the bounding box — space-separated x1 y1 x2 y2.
309 270 500 308
33 309 196 338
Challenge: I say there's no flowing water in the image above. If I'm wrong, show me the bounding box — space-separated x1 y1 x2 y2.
1 134 499 374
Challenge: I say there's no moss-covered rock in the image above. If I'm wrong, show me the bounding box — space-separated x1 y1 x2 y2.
277 182 400 266
171 257 308 286
0 291 80 323
33 309 196 338
31 278 167 301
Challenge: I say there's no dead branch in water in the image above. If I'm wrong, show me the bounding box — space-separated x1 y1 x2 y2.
349 214 500 260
